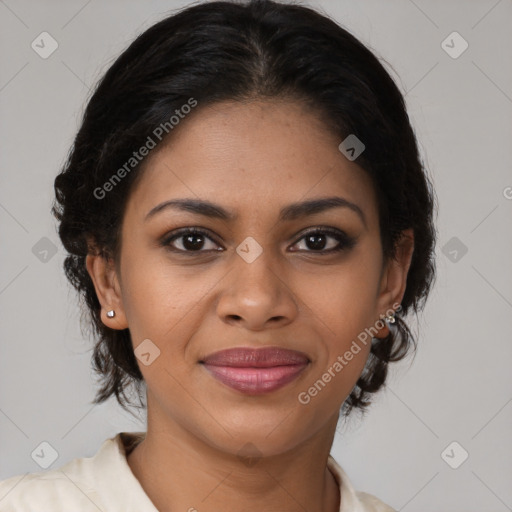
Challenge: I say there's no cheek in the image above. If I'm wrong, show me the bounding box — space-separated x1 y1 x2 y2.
297 279 375 408
120 251 217 355
299 259 381 334
293 258 379 381
117 248 178 341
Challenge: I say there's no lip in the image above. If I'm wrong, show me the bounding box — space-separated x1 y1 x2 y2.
200 347 310 395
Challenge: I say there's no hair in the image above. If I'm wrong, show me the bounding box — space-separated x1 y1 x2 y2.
52 0 437 421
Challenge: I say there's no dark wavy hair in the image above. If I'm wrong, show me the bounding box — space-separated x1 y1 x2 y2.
52 0 437 421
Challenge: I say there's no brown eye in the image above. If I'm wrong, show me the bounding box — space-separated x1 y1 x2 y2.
162 228 222 253
290 227 356 254
160 226 356 256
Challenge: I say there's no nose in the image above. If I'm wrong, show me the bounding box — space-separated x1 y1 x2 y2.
215 244 298 331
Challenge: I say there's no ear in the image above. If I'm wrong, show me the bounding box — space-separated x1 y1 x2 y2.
85 246 128 330
375 228 415 322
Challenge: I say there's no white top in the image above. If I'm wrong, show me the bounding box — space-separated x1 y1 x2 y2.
0 432 395 511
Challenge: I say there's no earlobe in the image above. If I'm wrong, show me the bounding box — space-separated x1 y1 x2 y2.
85 252 129 330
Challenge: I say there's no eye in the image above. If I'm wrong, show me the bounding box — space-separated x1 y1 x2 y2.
161 226 356 255
291 227 356 254
162 227 222 253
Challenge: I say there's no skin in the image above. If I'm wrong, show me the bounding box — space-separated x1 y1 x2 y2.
86 98 414 512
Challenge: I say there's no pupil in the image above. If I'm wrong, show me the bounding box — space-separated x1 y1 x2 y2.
184 234 204 250
307 234 326 250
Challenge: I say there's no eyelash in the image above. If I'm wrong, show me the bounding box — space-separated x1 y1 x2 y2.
160 226 356 255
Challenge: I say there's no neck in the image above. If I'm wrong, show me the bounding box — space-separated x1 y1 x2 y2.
127 410 341 512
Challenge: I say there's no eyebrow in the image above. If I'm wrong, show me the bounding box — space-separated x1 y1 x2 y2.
145 196 367 227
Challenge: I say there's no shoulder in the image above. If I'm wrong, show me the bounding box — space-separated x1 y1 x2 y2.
356 490 397 512
0 465 103 510
0 435 124 511
327 454 396 512
0 432 149 511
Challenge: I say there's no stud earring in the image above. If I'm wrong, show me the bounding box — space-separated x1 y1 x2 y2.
106 310 116 318
384 311 396 324
375 309 397 339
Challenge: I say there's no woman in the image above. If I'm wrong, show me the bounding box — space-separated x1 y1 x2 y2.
0 0 437 510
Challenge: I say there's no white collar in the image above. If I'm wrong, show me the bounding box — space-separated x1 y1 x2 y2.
88 431 394 511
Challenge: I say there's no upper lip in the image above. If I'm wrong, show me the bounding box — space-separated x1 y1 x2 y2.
201 347 310 367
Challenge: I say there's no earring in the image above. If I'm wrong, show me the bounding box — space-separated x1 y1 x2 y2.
384 311 396 324
375 309 397 339
106 310 116 318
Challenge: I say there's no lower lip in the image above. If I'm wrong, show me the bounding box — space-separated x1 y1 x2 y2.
202 363 308 394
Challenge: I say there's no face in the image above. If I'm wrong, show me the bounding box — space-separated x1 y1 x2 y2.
87 99 413 458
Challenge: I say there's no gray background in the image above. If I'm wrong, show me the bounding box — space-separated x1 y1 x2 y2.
1 0 511 510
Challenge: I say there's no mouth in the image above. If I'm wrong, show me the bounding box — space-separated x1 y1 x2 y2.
199 347 310 395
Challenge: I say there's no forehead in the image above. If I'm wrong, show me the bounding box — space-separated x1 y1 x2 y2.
125 99 379 228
